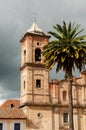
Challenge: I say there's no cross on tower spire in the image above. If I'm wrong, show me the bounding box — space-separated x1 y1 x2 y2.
34 12 38 23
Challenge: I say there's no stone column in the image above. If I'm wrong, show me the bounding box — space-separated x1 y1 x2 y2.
73 109 78 130
54 108 59 130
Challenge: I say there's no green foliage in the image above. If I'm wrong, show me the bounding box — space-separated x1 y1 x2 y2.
42 21 86 74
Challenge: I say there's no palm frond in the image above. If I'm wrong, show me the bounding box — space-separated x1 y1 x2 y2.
63 21 67 37
48 31 62 40
68 22 72 33
42 21 86 74
73 29 84 38
70 24 80 38
53 24 63 34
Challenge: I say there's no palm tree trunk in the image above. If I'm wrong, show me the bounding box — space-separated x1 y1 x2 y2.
68 74 74 130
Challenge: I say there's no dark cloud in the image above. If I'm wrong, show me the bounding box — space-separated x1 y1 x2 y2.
0 0 85 102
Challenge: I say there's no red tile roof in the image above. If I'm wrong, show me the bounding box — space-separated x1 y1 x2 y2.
0 99 26 119
0 99 20 108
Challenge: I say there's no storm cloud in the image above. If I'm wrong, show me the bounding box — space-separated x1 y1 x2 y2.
0 0 85 102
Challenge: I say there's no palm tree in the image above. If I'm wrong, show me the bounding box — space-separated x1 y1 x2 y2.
42 21 86 130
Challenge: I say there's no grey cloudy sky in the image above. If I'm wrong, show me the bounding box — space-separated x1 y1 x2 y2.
0 0 86 102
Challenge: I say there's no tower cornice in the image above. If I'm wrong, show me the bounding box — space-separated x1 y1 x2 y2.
20 32 51 43
20 62 46 71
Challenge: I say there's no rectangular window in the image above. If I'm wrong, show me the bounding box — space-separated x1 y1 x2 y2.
63 113 68 123
24 50 26 56
24 50 26 63
63 91 67 100
14 123 20 130
36 79 41 88
24 81 26 89
0 123 3 130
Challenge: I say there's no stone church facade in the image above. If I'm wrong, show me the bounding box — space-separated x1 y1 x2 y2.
19 21 86 130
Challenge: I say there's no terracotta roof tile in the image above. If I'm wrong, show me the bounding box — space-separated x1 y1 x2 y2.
0 99 20 108
0 99 26 119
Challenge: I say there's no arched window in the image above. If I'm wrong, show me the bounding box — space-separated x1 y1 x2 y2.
36 79 41 88
35 48 41 61
63 91 67 100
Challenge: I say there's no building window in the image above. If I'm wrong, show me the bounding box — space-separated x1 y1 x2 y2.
24 50 26 55
37 113 43 119
14 123 20 130
9 103 14 108
63 91 67 100
24 81 26 89
24 50 26 63
37 42 39 45
36 79 41 88
0 123 3 130
63 113 68 123
35 48 41 61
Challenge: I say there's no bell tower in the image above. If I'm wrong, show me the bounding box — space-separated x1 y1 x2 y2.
20 21 50 106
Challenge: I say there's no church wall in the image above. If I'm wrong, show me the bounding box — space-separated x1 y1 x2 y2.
20 22 86 130
23 106 53 130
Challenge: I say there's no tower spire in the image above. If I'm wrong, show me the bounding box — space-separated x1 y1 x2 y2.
26 18 45 35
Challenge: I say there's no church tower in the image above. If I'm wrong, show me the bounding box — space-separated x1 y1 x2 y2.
19 22 54 130
20 21 50 106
